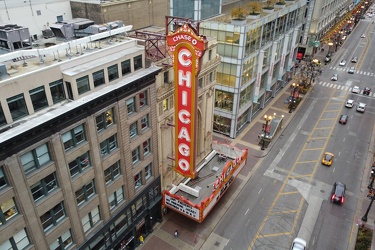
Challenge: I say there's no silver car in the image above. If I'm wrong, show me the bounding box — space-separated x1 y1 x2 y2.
348 67 355 74
331 74 338 81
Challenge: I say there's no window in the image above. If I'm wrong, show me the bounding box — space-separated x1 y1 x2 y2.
62 124 86 151
76 75 90 95
209 72 213 82
132 147 140 164
93 70 105 87
162 99 169 111
100 134 118 156
198 77 203 88
0 104 6 125
82 207 100 233
0 166 8 189
49 79 65 104
0 198 18 225
129 121 138 138
121 59 131 76
208 49 212 60
141 114 149 130
108 187 124 210
104 161 121 184
0 228 30 250
30 86 48 112
139 90 148 108
7 94 28 121
40 202 65 231
68 151 91 177
107 64 119 82
20 143 51 175
126 97 136 115
76 180 95 206
145 163 152 180
143 139 150 156
163 71 169 84
31 172 58 202
65 81 73 100
134 172 142 190
96 108 114 132
49 229 73 250
134 55 143 70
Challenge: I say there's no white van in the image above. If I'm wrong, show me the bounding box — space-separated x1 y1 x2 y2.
357 102 366 113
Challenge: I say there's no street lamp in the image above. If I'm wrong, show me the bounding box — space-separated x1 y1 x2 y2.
261 115 272 150
289 83 299 113
328 42 333 53
362 189 375 222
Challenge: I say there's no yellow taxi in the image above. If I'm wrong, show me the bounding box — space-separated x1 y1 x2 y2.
322 152 334 166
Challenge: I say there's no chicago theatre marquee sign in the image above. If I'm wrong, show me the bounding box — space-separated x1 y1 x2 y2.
166 23 207 179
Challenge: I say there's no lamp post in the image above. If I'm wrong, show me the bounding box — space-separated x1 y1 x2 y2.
261 115 272 150
328 42 333 54
289 83 299 113
368 171 375 189
362 190 375 222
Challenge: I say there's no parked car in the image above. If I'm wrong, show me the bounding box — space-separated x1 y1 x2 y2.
339 60 346 66
345 99 354 108
331 74 338 81
363 87 371 95
348 67 355 74
351 56 358 63
331 182 346 204
339 115 348 124
357 102 366 113
352 86 360 93
361 34 366 38
291 237 307 250
322 152 334 166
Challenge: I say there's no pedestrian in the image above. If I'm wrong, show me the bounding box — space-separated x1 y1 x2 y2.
139 235 144 245
174 230 179 238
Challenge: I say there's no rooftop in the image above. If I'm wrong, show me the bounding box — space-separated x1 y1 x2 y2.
0 25 133 82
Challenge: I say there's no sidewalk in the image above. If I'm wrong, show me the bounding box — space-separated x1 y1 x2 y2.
137 49 373 249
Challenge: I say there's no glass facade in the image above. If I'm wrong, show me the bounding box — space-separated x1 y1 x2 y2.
171 0 220 20
200 5 304 138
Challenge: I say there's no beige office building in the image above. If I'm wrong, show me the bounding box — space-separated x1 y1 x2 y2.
0 28 162 249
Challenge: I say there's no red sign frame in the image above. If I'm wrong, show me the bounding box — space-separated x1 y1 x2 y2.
167 24 207 178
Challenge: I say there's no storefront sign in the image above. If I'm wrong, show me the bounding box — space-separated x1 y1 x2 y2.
166 23 207 178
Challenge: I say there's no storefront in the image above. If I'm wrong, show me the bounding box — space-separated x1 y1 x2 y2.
78 178 162 250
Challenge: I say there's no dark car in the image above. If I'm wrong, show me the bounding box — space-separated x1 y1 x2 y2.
363 87 371 95
351 56 358 63
339 114 348 124
331 182 346 204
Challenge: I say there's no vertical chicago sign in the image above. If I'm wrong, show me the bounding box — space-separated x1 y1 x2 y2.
167 23 207 178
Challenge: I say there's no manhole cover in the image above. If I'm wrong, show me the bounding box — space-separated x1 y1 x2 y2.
320 189 325 193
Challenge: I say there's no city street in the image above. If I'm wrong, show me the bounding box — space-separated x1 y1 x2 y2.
139 15 375 250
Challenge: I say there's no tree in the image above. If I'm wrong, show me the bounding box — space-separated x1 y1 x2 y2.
247 2 262 14
265 0 276 8
231 7 247 20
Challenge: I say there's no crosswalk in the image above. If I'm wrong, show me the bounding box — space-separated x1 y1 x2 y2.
316 81 375 97
329 66 375 76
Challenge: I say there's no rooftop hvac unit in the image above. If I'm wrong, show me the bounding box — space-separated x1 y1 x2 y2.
42 29 54 39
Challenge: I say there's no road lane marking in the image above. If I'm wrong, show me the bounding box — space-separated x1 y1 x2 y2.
249 91 342 250
258 189 262 195
245 208 249 215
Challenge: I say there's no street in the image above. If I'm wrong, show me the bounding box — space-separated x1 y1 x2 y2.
206 17 375 250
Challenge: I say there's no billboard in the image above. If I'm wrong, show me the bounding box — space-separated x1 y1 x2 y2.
166 23 207 178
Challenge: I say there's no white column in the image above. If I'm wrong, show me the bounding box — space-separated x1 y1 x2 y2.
267 42 277 90
254 50 264 103
287 28 299 71
279 34 290 80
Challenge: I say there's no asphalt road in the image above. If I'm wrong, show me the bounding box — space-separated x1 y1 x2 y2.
210 19 375 250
